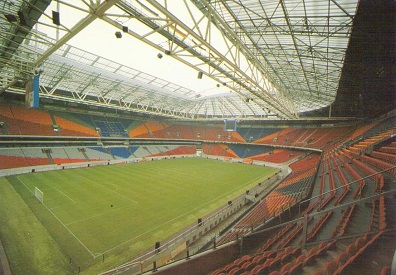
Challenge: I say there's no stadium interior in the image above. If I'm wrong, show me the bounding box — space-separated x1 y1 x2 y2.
0 0 395 275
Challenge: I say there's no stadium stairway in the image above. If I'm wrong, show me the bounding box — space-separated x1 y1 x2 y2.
79 148 91 162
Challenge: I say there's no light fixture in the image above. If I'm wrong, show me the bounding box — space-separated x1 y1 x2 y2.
52 10 60 25
115 31 122 38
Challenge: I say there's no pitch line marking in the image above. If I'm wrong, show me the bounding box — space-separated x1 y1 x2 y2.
98 163 277 255
65 205 134 226
16 164 276 257
16 176 97 259
80 175 138 205
49 202 76 210
97 171 274 255
54 186 76 204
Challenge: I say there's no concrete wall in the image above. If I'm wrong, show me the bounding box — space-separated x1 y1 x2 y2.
149 242 240 275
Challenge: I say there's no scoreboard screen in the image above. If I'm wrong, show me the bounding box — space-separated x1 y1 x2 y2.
224 119 237 132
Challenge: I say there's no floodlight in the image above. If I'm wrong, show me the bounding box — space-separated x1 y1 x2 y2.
52 11 60 25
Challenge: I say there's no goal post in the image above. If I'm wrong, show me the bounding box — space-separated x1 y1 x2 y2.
34 187 43 204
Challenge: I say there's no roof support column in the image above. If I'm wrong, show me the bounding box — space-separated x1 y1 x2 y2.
33 0 119 68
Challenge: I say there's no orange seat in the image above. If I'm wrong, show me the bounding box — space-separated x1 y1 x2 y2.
296 254 306 264
336 251 349 265
380 265 391 275
323 260 338 275
251 263 270 275
280 262 293 274
345 243 357 256
288 262 303 274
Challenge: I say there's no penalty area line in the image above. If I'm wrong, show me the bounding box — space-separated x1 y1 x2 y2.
96 170 274 256
53 186 76 204
80 175 138 205
16 176 97 259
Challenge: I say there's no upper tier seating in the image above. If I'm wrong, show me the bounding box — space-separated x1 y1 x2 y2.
255 126 354 149
51 113 99 137
0 105 56 136
237 127 278 142
227 144 273 158
202 144 239 158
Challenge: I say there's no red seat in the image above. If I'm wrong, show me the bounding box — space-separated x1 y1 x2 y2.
237 258 250 268
292 247 301 257
256 254 269 265
230 267 245 275
317 243 329 256
295 254 306 264
303 254 316 266
270 257 282 269
380 265 391 275
281 253 292 264
284 246 293 254
225 263 237 272
323 260 338 275
280 262 293 274
267 251 277 259
251 263 270 275
325 240 336 250
288 262 303 274
242 261 255 271
250 265 263 275
234 255 250 265
362 233 370 243
229 267 240 275
354 236 363 247
336 251 349 265
345 243 357 256
252 254 262 263
309 246 319 256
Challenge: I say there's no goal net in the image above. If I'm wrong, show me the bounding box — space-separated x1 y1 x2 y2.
34 187 43 204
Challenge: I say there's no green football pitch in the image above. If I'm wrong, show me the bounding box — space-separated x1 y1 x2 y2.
0 158 278 274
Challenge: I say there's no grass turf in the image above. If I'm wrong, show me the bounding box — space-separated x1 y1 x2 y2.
1 158 278 274
0 177 73 275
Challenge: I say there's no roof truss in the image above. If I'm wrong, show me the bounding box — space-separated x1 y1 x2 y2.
0 0 360 120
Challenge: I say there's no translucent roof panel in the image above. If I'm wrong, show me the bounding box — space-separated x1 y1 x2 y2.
204 0 359 113
0 0 360 120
